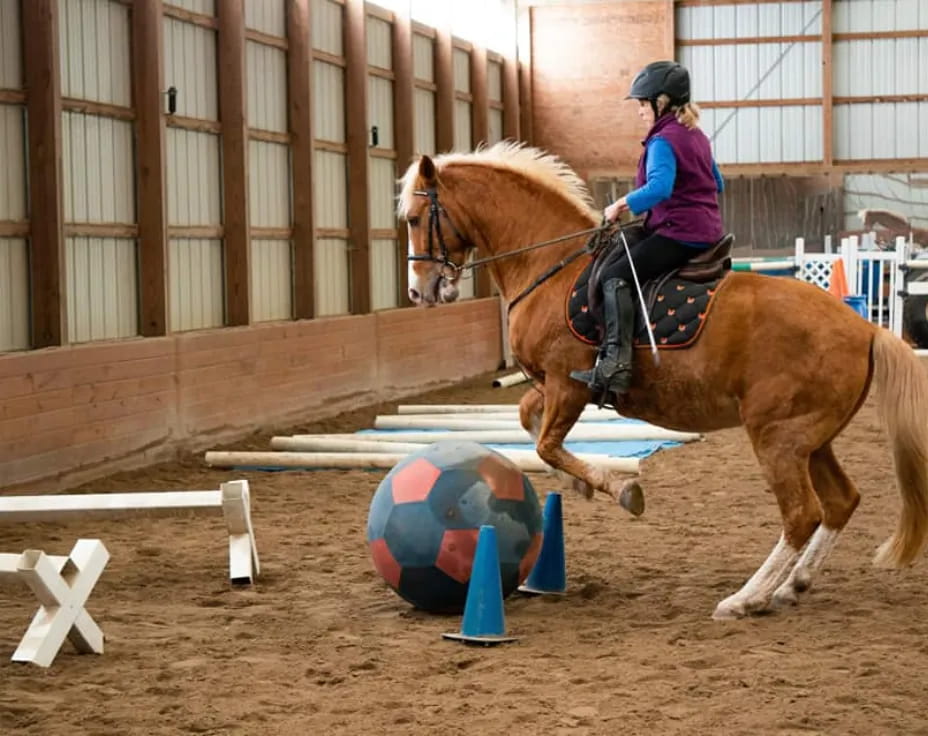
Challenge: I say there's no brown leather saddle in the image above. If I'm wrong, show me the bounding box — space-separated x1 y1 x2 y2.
587 224 734 318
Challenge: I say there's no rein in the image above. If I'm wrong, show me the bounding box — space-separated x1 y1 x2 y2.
408 186 611 313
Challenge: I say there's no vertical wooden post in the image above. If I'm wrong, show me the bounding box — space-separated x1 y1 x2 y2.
217 0 250 326
22 0 65 348
132 0 168 336
470 45 489 148
517 5 533 145
345 0 370 314
393 7 415 307
822 0 834 173
470 44 492 298
502 54 520 142
434 28 454 153
288 0 315 319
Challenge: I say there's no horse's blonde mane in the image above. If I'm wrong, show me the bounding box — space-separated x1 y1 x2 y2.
397 141 596 220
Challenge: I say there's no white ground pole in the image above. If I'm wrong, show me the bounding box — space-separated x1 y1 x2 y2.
0 539 109 667
0 481 259 585
492 371 531 388
396 404 625 415
364 420 701 442
291 428 698 444
206 448 640 474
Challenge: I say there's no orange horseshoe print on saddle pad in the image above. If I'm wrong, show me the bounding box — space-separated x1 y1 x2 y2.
565 258 724 350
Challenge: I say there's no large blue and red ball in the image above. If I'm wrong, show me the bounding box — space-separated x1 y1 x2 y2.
366 440 544 613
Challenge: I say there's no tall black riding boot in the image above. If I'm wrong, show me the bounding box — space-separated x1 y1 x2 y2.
570 278 635 399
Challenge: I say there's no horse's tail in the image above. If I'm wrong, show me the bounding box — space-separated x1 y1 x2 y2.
872 328 928 568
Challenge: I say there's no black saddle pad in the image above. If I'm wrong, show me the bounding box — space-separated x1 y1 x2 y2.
566 260 723 351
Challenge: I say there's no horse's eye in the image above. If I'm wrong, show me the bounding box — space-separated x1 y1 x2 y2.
407 217 420 227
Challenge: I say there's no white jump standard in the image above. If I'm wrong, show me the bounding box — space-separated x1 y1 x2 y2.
0 539 109 668
0 480 259 585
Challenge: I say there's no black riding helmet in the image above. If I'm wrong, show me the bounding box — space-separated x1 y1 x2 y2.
627 61 690 117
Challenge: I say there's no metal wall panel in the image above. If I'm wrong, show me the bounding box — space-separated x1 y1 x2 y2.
679 42 821 102
313 61 346 142
833 0 925 32
314 237 349 315
312 0 343 55
0 238 28 352
834 102 928 159
369 156 395 230
367 16 392 69
245 0 285 36
413 33 433 81
168 0 214 16
313 150 347 227
251 239 293 322
0 0 22 89
370 238 397 311
834 38 927 96
62 112 134 223
701 105 822 163
246 41 287 132
414 87 436 155
0 105 26 220
843 172 928 229
453 48 470 93
488 60 502 102
164 17 219 121
66 237 138 343
169 238 224 331
166 128 222 225
59 0 131 105
454 99 471 151
249 140 291 228
368 75 394 149
676 1 823 39
488 108 503 144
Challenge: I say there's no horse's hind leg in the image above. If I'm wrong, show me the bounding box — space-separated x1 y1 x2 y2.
531 376 644 516
771 443 860 608
713 420 822 619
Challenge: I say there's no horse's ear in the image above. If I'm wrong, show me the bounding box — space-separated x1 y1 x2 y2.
418 155 436 187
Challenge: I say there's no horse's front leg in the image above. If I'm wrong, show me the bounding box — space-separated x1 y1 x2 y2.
531 376 644 516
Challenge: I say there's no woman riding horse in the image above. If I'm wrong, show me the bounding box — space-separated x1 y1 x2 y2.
399 104 928 621
571 61 727 398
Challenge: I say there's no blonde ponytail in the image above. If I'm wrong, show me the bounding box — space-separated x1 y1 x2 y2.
675 102 701 129
655 94 701 130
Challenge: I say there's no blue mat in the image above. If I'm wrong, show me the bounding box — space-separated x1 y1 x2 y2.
356 417 681 460
219 417 679 473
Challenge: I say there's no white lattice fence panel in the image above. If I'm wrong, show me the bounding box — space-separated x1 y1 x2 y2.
798 258 835 289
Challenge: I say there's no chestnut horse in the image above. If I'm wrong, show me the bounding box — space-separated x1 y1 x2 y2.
399 142 928 619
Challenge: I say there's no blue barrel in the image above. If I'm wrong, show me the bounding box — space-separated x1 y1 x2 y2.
843 295 868 319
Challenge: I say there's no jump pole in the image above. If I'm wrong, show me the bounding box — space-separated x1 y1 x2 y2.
291 427 699 444
368 418 700 441
205 449 640 474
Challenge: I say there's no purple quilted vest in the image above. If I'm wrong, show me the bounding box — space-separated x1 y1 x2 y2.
635 114 724 244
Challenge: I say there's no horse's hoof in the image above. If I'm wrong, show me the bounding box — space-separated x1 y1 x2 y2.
711 599 747 620
770 588 799 610
616 480 645 517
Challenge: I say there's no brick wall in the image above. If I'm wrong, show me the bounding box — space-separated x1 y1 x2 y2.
530 1 674 181
0 299 502 491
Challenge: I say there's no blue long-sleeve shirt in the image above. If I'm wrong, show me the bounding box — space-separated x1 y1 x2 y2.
626 136 724 221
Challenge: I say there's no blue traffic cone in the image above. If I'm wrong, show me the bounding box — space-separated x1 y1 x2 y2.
442 525 518 646
518 492 566 595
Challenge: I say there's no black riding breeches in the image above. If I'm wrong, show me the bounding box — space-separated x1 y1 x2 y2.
600 233 703 286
